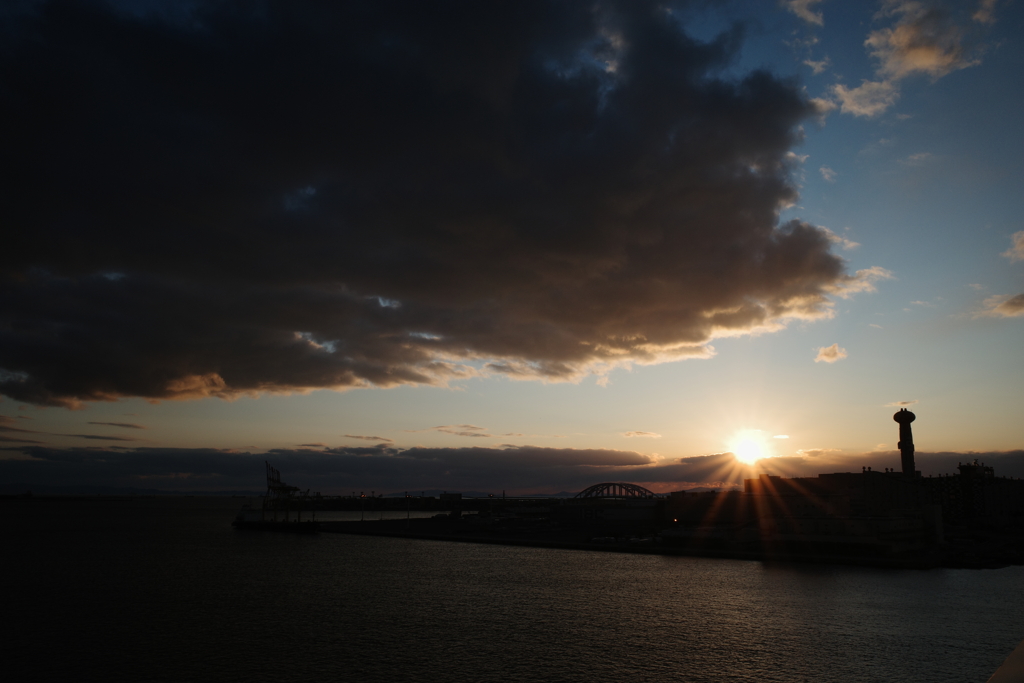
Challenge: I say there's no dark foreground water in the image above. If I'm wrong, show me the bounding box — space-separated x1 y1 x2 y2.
4 497 1022 682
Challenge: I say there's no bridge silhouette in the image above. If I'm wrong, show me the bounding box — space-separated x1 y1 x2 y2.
573 482 657 499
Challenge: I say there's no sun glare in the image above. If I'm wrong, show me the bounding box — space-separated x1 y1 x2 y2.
729 430 769 465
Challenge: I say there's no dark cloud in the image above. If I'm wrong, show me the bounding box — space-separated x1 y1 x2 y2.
433 425 493 438
1 416 35 430
0 435 47 444
0 444 657 493
342 434 394 443
61 434 141 442
6 443 1020 494
87 421 147 429
1 415 140 442
0 416 46 443
404 425 497 438
0 446 258 491
0 0 880 407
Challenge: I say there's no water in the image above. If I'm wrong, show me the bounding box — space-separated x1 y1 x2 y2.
4 497 1022 682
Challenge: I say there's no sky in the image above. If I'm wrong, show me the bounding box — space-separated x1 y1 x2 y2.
1 0 1022 494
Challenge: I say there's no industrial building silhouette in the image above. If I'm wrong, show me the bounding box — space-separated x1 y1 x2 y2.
661 410 1024 565
241 410 1024 567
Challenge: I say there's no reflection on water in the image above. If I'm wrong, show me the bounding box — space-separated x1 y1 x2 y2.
5 496 1021 682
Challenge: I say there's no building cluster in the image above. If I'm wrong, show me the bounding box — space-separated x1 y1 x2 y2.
659 410 1024 561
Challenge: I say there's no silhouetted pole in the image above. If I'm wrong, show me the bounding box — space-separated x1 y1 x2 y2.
894 408 916 476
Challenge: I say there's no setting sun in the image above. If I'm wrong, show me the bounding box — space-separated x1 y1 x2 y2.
729 430 769 465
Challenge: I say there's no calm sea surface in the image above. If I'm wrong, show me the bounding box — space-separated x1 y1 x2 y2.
5 496 1023 682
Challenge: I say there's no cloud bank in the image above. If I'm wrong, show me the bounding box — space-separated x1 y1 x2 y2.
3 445 1022 495
0 1 880 407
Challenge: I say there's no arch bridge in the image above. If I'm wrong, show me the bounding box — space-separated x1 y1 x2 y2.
573 482 657 500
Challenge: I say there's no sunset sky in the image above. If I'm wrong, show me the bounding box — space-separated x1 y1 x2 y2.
1 0 1021 494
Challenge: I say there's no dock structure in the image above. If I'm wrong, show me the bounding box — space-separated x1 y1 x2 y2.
232 462 318 531
263 461 312 522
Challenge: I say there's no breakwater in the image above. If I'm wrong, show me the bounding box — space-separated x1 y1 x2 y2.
316 517 950 569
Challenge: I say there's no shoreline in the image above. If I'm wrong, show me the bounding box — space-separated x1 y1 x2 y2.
313 519 952 570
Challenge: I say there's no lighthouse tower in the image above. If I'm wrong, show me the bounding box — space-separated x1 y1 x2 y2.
893 408 917 476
